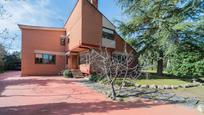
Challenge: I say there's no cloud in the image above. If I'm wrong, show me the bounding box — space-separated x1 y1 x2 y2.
0 0 63 51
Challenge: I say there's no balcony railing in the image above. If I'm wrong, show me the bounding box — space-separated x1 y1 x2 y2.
102 38 116 48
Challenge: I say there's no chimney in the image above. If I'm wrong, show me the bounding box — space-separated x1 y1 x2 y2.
89 0 98 8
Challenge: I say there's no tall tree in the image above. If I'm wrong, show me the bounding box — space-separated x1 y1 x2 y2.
117 0 204 75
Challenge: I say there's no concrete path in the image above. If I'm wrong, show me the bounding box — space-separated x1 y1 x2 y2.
0 71 201 115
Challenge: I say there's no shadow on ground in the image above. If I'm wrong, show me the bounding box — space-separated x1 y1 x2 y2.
0 100 166 115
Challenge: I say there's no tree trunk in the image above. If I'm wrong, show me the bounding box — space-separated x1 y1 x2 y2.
151 59 154 70
110 82 116 100
157 50 163 76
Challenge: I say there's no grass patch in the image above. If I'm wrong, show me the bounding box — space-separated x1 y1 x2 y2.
141 69 169 74
136 79 190 85
166 86 204 101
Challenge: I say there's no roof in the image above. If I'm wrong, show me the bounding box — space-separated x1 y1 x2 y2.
18 24 65 31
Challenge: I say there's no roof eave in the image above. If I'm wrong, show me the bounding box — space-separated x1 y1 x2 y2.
18 24 66 31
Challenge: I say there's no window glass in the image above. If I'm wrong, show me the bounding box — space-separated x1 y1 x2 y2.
113 54 126 63
35 53 56 64
88 0 93 3
102 28 115 40
60 38 65 46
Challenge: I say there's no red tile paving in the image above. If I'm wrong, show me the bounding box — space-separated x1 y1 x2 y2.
0 71 201 115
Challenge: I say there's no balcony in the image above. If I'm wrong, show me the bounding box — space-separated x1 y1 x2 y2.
102 28 116 48
102 38 116 49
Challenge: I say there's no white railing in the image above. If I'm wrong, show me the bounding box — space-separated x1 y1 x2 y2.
102 38 116 48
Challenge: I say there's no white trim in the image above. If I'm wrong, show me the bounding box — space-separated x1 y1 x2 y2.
65 52 70 55
34 50 65 56
18 24 65 31
65 51 79 56
103 28 114 34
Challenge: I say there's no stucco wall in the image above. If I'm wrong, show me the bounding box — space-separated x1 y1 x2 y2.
114 34 135 53
21 29 66 76
82 0 102 47
64 0 83 51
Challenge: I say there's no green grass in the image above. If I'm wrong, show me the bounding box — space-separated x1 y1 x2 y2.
135 79 190 85
141 69 169 74
166 86 204 101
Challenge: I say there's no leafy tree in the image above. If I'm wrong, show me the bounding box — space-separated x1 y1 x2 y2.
0 44 6 72
117 0 204 75
4 52 21 70
0 3 18 72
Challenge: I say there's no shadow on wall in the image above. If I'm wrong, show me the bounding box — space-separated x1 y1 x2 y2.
0 100 166 115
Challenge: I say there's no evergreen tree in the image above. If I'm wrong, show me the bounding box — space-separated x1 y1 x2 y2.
117 0 204 75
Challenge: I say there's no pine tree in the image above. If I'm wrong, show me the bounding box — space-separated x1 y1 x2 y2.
117 0 204 75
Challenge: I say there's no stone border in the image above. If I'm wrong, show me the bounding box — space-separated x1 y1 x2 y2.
135 82 204 90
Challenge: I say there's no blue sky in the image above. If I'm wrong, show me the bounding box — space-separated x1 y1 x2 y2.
0 0 124 52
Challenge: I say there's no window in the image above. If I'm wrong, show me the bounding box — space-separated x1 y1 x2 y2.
60 38 65 46
35 53 56 64
102 28 115 40
88 0 93 3
112 54 126 63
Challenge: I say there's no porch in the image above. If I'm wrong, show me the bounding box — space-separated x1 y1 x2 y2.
66 50 91 77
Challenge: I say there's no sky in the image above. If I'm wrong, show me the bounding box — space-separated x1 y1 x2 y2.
0 0 124 52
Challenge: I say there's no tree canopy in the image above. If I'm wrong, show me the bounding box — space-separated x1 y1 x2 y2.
117 0 204 77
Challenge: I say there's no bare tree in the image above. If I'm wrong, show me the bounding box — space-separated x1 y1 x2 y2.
0 4 16 49
88 48 140 99
0 3 17 71
0 5 11 19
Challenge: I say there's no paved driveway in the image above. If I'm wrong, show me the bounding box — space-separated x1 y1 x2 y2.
0 71 201 115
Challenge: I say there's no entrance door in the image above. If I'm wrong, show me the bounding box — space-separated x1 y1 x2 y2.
72 55 79 69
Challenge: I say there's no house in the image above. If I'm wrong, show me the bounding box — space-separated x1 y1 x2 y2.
19 0 137 76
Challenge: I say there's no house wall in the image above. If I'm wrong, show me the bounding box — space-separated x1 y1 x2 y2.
114 34 138 66
64 0 83 51
81 0 102 47
114 34 134 53
21 29 66 76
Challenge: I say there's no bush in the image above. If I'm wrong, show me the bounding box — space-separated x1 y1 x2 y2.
4 52 21 70
168 42 204 78
89 73 104 82
114 79 135 87
63 70 73 78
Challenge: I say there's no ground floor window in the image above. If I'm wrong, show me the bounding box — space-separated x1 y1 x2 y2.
35 53 56 64
80 52 90 64
112 54 126 63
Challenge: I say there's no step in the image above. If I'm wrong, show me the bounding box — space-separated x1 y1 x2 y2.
71 69 84 78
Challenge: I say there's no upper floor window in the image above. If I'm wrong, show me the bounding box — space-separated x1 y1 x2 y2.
60 38 65 46
35 53 56 64
88 0 93 3
102 28 115 40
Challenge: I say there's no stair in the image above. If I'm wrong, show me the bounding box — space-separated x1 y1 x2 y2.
71 69 84 78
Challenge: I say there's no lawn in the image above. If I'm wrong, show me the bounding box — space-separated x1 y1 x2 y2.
141 69 169 74
135 79 190 85
166 86 204 101
135 74 191 85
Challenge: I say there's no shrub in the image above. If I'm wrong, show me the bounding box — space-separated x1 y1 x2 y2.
63 70 73 78
89 72 104 82
168 42 204 78
4 52 21 70
114 79 135 87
